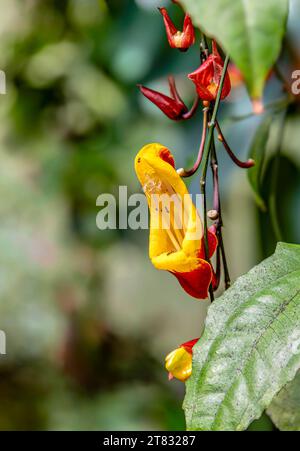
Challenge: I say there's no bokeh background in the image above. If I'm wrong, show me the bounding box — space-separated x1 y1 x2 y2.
0 0 299 430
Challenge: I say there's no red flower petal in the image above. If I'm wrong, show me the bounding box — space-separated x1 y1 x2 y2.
159 148 175 168
173 259 213 299
188 47 231 101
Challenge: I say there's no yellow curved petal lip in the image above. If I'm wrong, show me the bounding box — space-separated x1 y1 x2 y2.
165 347 192 382
135 143 204 274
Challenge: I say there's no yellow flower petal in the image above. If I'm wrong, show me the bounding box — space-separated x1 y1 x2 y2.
135 143 217 299
165 347 192 382
135 143 203 273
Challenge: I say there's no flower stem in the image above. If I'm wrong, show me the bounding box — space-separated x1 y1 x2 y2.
182 96 200 120
200 54 230 300
219 232 231 289
210 132 231 287
210 140 231 289
168 75 185 104
201 172 215 302
200 54 230 196
214 245 221 290
200 32 209 63
216 120 255 169
168 75 200 120
179 107 208 177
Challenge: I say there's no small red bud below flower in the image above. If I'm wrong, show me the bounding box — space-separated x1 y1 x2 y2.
159 7 195 52
188 41 231 101
138 79 188 120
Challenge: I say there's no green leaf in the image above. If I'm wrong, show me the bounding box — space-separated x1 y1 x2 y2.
184 242 300 431
267 371 300 431
247 116 272 211
247 412 275 431
180 0 289 98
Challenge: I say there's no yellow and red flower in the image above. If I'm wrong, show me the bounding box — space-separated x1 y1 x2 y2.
135 143 217 299
188 41 231 101
165 338 199 382
159 7 195 51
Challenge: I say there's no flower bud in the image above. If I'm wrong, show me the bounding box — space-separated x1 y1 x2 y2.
165 338 199 382
138 81 188 120
207 209 219 220
159 7 195 52
188 41 231 101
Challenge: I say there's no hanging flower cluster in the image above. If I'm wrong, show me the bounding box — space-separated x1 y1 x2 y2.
135 1 256 383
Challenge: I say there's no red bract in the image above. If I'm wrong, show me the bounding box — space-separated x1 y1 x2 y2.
180 338 199 354
165 337 199 381
188 42 231 101
138 78 188 120
159 7 195 51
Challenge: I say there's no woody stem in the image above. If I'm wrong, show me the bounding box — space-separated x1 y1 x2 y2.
200 150 214 302
200 54 230 300
210 138 231 289
219 233 231 289
200 32 209 63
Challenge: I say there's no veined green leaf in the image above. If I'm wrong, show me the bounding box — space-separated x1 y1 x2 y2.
184 242 300 431
181 0 289 99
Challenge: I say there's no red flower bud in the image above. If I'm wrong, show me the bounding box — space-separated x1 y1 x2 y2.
159 7 195 52
138 78 188 120
180 338 199 354
188 41 231 101
165 338 199 382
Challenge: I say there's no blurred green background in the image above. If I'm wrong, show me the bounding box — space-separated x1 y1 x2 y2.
0 0 299 430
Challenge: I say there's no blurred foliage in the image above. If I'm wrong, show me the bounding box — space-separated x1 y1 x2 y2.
267 371 300 431
0 0 298 430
